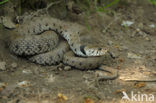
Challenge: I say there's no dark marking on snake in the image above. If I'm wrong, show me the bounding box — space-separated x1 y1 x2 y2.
47 43 51 48
80 45 86 55
33 28 35 33
60 31 63 34
15 45 19 50
37 45 42 51
74 49 77 52
50 56 53 61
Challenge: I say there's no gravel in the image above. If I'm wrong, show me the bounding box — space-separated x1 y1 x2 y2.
64 66 71 71
0 61 7 71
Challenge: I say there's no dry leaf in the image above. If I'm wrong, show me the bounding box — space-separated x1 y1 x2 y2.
116 65 121 70
115 89 126 94
84 98 94 103
114 45 119 49
57 93 68 101
0 87 3 92
119 58 124 62
134 82 146 88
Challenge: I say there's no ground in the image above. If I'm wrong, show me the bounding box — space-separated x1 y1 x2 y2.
0 0 156 103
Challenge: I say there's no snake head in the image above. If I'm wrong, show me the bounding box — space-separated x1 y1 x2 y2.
81 45 108 56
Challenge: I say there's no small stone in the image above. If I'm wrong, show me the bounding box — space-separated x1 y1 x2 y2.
11 63 17 69
149 24 155 28
127 52 141 59
138 23 144 29
139 51 144 54
136 28 141 32
58 67 63 71
0 62 6 71
145 37 150 41
64 66 71 71
107 40 113 45
0 82 7 91
17 81 31 87
57 63 63 68
131 31 136 37
47 74 55 83
22 69 32 74
120 45 128 51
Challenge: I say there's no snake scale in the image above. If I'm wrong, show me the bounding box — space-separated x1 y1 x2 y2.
8 15 118 79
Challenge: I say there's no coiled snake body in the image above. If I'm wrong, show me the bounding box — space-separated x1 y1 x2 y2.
9 16 118 79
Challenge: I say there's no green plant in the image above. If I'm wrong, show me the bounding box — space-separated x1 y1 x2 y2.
123 24 129 31
0 0 9 5
84 11 91 30
96 0 120 12
75 0 92 12
149 0 156 6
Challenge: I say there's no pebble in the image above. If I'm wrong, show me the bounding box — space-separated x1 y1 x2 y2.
120 45 128 51
11 63 17 69
145 37 150 41
0 82 7 88
64 66 71 71
136 28 151 41
58 67 63 71
57 63 64 69
107 40 113 45
149 24 155 28
138 23 144 29
127 52 141 59
22 69 32 74
130 31 136 37
0 61 6 71
17 80 31 87
47 74 55 83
